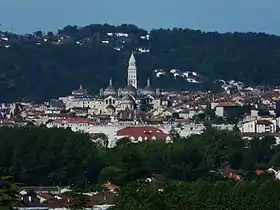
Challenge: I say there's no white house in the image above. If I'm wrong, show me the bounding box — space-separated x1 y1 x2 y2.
240 118 277 133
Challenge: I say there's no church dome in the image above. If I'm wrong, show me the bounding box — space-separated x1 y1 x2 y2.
72 84 88 96
104 86 117 96
104 78 117 96
142 78 155 96
143 85 154 92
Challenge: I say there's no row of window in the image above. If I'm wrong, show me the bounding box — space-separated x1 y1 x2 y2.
105 99 116 105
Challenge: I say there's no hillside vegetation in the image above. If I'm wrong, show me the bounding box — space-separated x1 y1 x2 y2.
0 24 280 101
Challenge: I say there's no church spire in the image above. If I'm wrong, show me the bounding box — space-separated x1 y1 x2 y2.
127 52 137 89
147 78 151 86
79 84 83 89
109 78 112 86
129 53 136 64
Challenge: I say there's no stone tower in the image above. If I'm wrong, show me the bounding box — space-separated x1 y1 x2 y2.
127 53 137 89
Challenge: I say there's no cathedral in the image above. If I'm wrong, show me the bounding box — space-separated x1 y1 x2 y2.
59 53 163 116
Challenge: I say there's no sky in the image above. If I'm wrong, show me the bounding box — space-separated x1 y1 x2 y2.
0 0 280 35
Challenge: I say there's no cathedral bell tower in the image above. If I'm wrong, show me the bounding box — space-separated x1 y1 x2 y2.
127 53 138 89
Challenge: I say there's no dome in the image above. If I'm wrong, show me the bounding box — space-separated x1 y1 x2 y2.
143 85 154 92
124 84 137 92
104 86 117 96
142 78 155 96
104 78 117 96
122 84 137 96
72 84 88 96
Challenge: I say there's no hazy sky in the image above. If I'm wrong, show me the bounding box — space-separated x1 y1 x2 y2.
0 0 280 34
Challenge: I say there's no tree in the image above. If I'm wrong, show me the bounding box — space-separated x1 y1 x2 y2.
0 176 18 210
169 127 180 141
249 136 276 168
92 133 109 148
2 24 280 101
98 166 124 185
1 126 279 191
33 31 43 37
171 112 180 119
114 180 280 210
0 127 103 186
198 128 245 169
47 31 54 37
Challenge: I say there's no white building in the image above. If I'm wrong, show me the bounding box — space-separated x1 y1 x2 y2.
240 118 277 133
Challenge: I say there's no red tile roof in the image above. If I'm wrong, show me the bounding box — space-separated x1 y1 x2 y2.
104 183 119 191
37 193 55 200
47 199 68 208
256 120 273 125
255 170 266 176
217 102 239 107
221 168 242 181
117 126 171 141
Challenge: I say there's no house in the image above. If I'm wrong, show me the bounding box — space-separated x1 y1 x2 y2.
18 186 65 195
15 190 115 210
46 117 101 133
37 193 56 203
103 182 120 193
116 126 172 143
221 167 242 182
255 169 267 176
240 118 277 133
215 102 242 117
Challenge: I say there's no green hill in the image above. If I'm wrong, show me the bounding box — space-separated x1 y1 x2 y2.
0 24 279 102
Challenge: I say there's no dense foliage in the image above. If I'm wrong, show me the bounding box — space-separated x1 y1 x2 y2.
101 128 280 185
0 127 102 186
1 127 279 187
0 176 18 210
1 24 280 101
1 127 280 208
113 180 280 210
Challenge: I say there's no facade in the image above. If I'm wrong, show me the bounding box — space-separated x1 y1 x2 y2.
59 53 163 115
240 118 277 133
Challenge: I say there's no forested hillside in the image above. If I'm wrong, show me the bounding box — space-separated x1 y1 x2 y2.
1 24 280 101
